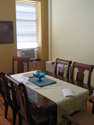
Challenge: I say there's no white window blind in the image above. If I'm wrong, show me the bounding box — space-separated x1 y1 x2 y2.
16 1 38 49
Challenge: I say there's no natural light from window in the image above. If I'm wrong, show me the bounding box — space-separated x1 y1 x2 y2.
16 1 38 49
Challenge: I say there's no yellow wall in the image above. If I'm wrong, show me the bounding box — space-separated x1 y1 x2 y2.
0 0 48 73
0 0 16 73
40 0 48 60
49 0 94 65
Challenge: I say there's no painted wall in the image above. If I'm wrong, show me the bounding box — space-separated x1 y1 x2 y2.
50 0 94 65
40 0 48 60
0 0 16 73
0 0 48 73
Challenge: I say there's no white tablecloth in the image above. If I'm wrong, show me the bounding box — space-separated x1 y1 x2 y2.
12 71 89 125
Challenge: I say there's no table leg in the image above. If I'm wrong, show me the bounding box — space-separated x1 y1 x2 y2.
48 106 57 125
92 103 94 114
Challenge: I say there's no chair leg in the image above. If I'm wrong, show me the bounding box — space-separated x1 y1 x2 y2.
12 110 16 125
5 101 8 119
19 113 23 125
68 121 72 125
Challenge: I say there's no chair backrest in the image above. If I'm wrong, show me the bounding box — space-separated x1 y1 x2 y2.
0 72 10 102
16 83 28 120
5 75 46 125
16 83 34 123
12 56 30 74
71 62 93 91
4 74 33 121
54 58 72 81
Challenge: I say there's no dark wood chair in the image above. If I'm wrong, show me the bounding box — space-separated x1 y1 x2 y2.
0 72 12 119
1 73 20 125
54 58 72 82
61 110 94 125
15 83 49 125
0 73 21 125
70 61 94 94
12 56 30 74
88 96 94 114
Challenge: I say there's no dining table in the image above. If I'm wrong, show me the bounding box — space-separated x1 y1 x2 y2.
11 71 89 125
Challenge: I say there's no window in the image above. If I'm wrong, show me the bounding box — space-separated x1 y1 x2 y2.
16 0 40 50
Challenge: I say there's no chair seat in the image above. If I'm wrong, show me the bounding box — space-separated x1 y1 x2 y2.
71 111 94 125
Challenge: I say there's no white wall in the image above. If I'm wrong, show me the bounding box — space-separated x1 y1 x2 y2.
49 0 94 65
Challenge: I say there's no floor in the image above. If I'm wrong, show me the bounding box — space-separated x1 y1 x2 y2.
0 97 28 125
0 96 93 125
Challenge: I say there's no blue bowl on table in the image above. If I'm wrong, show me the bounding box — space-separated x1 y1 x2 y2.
33 70 45 82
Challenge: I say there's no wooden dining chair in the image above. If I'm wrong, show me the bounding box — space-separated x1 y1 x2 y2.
1 73 20 125
61 110 94 125
70 62 94 94
15 83 49 125
12 56 30 74
0 72 12 119
54 58 72 82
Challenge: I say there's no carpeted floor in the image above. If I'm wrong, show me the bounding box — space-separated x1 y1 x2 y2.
0 96 93 125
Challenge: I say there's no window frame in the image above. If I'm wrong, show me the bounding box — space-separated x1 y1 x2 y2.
16 0 40 50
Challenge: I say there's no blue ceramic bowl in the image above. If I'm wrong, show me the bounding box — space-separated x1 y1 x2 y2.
33 70 45 81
